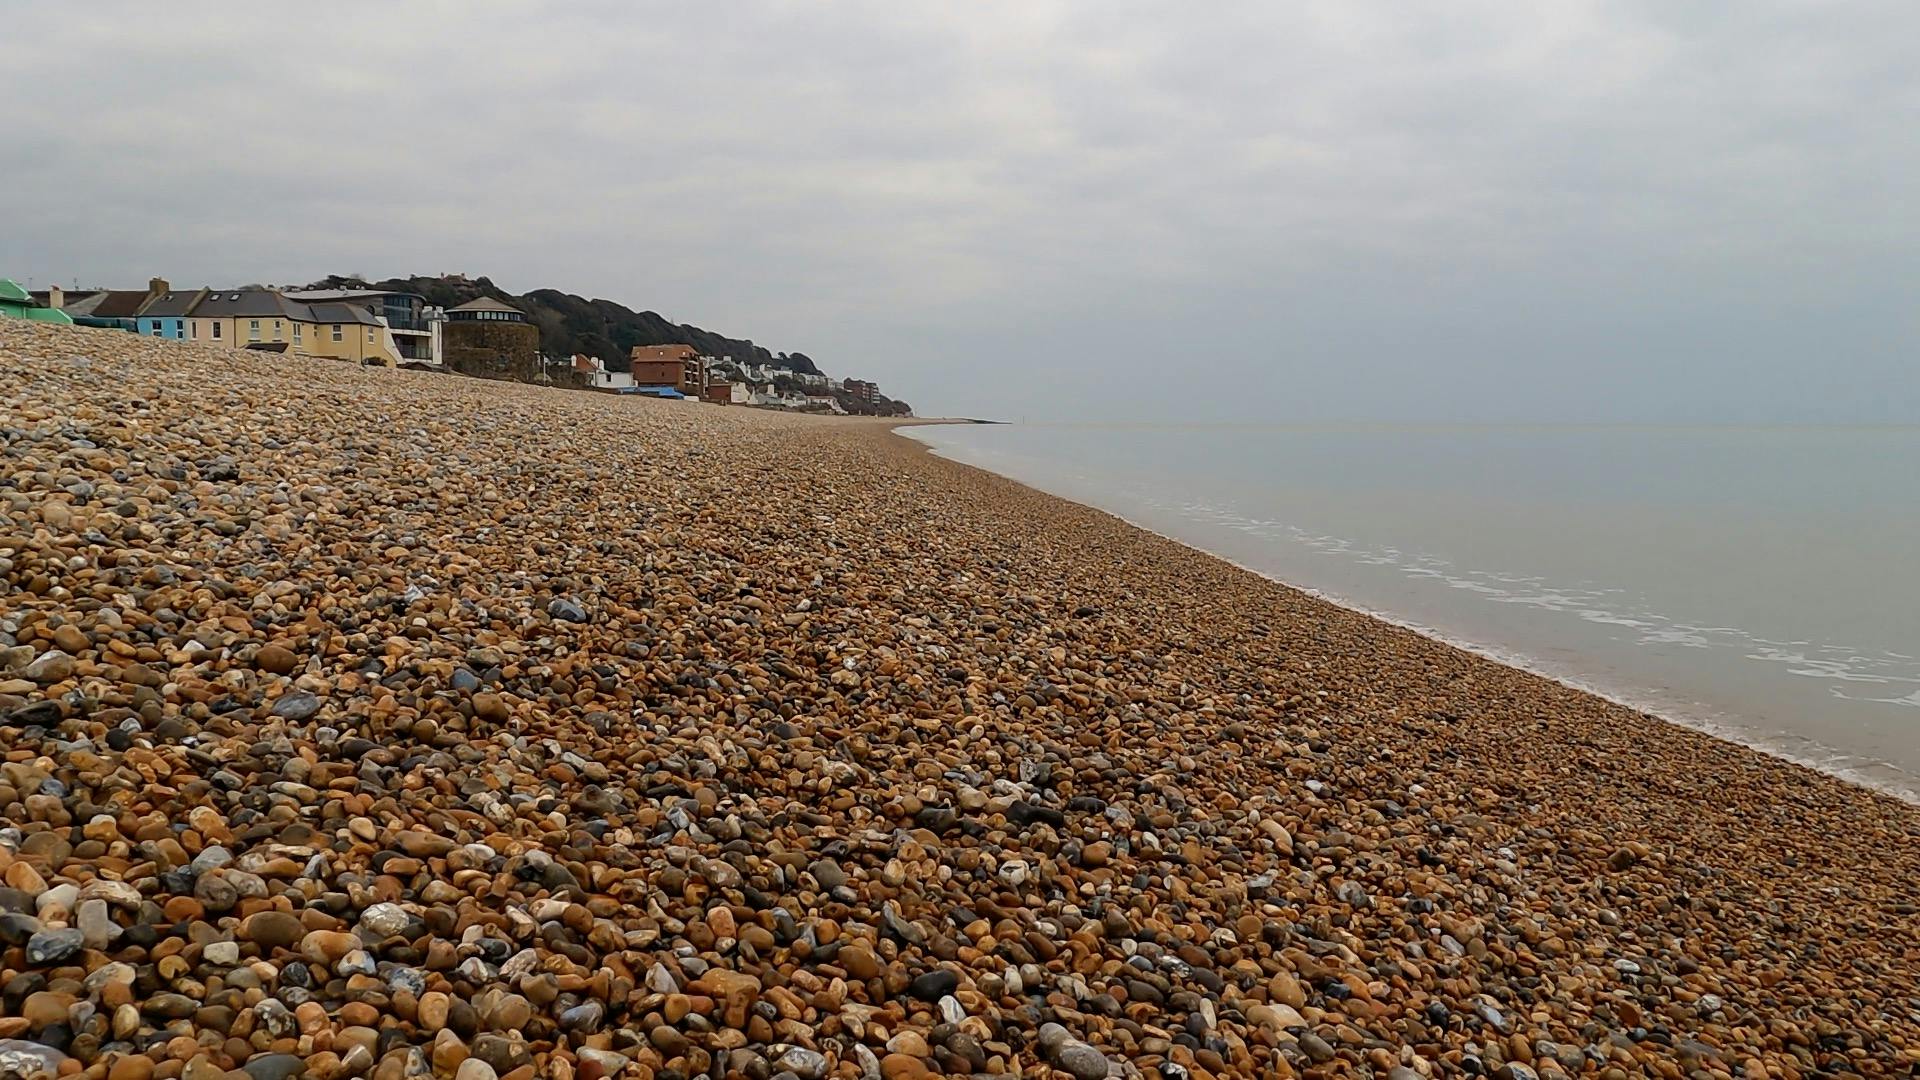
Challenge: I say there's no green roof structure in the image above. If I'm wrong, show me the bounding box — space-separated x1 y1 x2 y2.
0 280 75 324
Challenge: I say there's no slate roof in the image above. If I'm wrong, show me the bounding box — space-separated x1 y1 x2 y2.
447 296 525 314
302 301 381 326
140 288 208 318
33 290 149 319
283 289 426 305
81 290 155 319
193 290 301 319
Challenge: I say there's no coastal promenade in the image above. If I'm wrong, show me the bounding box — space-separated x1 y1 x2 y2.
1 320 1916 1079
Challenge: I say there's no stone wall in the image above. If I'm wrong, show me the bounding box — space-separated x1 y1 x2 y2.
444 320 540 381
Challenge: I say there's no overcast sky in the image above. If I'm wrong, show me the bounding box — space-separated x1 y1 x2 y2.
6 1 1916 421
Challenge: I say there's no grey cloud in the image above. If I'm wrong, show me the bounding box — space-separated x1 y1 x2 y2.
5 1 1915 421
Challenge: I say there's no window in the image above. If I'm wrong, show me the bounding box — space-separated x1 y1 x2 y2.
332 324 343 342
367 327 375 344
248 319 261 341
273 320 283 340
189 321 197 339
148 322 162 336
174 320 184 335
293 323 302 343
211 321 221 340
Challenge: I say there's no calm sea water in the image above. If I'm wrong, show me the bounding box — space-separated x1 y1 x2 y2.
903 424 1920 800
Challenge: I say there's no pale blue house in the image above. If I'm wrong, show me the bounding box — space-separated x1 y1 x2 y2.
134 287 207 339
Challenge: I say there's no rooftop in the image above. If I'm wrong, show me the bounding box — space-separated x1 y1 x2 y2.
140 288 208 318
192 290 300 319
447 296 525 314
283 289 428 304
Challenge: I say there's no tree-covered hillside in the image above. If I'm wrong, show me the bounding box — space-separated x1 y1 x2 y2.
309 274 823 376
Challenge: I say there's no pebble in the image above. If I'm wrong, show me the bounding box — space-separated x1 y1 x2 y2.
76 897 115 948
0 321 1914 1080
0 1041 69 1078
299 929 360 965
1054 1040 1116 1080
269 690 322 720
25 927 83 965
240 910 306 950
359 902 411 937
254 643 300 674
241 1055 307 1080
22 650 73 683
907 969 958 1001
775 1047 828 1080
881 1052 933 1080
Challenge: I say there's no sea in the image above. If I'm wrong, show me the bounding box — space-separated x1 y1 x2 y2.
901 423 1920 802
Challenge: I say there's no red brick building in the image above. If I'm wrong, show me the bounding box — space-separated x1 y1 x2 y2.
629 344 706 396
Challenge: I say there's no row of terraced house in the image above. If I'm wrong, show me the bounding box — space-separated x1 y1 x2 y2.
5 276 899 411
7 278 545 378
570 345 892 414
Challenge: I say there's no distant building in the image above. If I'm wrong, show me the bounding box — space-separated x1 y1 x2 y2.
285 288 442 365
747 385 810 408
32 279 170 330
628 345 690 391
188 291 286 351
845 378 879 405
190 289 403 365
629 344 707 397
135 287 208 339
0 280 74 324
702 380 745 405
443 296 539 380
574 354 636 391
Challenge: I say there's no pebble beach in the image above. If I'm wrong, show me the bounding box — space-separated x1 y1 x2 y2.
0 320 1916 1080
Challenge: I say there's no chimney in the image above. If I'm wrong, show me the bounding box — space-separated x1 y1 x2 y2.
47 285 64 310
147 277 170 300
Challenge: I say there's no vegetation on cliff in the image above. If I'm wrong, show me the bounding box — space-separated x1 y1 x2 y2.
308 274 824 376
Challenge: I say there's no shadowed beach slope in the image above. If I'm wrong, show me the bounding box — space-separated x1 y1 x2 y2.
1 320 1916 1079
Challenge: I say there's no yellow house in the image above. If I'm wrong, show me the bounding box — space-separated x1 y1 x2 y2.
186 289 402 366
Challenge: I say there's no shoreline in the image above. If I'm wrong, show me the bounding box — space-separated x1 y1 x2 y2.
892 425 1920 806
4 321 1917 1077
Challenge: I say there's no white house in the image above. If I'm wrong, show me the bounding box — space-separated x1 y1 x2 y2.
572 354 636 390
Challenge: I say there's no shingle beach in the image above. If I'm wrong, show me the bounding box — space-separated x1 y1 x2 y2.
1 321 1915 1080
